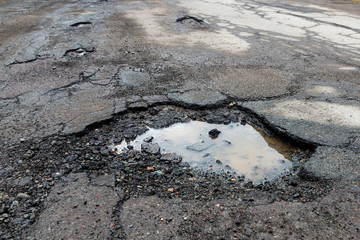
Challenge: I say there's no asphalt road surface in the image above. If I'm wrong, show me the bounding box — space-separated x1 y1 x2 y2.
0 0 359 239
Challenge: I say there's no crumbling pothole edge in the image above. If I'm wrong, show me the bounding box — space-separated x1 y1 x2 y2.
237 102 318 151
74 97 317 154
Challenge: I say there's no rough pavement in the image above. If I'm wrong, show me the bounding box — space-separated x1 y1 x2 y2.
119 185 360 239
1 0 360 239
25 173 121 240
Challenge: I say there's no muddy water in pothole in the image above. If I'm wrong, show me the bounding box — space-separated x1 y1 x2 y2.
114 121 294 183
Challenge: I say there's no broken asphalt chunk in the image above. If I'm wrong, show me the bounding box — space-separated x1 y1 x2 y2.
141 142 160 154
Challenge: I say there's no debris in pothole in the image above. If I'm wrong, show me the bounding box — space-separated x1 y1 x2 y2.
160 152 182 163
143 136 154 143
141 142 161 154
208 128 221 139
186 141 215 152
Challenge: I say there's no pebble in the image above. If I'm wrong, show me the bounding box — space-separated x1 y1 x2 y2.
154 170 164 176
160 153 182 163
143 136 154 143
186 141 214 152
16 176 32 187
16 193 30 200
290 180 298 187
208 129 221 139
147 166 155 171
141 143 160 154
11 201 19 208
100 149 109 156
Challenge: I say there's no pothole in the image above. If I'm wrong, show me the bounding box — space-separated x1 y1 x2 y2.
64 47 95 57
174 15 208 30
70 21 92 27
176 15 204 24
0 104 329 239
113 120 295 183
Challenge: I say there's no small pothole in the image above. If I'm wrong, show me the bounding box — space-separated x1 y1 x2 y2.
64 47 95 57
176 15 204 24
70 21 92 27
113 120 295 183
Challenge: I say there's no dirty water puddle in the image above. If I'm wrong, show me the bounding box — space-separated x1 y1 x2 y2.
113 121 294 183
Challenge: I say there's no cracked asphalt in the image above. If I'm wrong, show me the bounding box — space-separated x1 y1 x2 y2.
0 0 359 239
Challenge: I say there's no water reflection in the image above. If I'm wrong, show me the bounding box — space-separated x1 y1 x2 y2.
114 121 294 183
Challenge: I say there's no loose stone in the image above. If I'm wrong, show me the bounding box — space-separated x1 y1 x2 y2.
209 129 221 139
143 136 154 143
186 141 214 152
141 143 160 154
160 153 182 163
16 193 30 199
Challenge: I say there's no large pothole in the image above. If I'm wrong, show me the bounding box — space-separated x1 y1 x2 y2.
0 105 330 239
